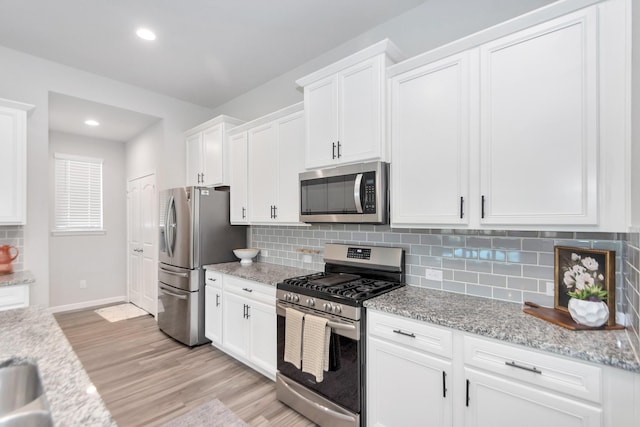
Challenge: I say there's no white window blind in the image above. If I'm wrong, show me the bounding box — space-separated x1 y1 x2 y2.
54 153 104 232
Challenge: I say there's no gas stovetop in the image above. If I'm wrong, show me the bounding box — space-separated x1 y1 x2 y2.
278 272 404 306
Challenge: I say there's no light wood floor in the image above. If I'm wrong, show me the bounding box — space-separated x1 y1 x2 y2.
54 306 316 427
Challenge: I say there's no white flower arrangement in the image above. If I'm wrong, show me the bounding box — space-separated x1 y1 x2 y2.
562 252 607 301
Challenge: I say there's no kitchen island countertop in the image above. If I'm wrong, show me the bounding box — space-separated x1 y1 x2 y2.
204 261 317 286
365 286 640 373
0 270 35 287
0 306 115 426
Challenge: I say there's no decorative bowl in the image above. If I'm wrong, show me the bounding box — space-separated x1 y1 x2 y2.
233 248 260 265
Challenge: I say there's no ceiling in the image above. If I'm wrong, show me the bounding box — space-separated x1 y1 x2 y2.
0 0 427 109
49 93 161 142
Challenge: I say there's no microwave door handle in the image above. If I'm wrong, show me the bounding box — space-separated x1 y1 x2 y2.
353 173 364 214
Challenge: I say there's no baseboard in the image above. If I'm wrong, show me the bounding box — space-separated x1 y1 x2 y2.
48 296 128 313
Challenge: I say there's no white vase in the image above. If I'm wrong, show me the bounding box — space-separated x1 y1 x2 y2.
567 298 609 327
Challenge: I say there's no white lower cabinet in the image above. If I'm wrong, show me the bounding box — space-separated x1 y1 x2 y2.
464 367 601 427
0 284 29 311
204 271 223 346
368 336 452 427
207 273 276 380
368 311 453 427
367 310 639 427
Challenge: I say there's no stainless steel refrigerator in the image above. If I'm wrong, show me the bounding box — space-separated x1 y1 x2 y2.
158 187 246 346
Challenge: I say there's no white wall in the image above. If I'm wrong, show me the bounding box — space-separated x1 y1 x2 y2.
632 0 640 227
126 121 163 181
210 0 557 120
0 45 214 306
48 131 127 308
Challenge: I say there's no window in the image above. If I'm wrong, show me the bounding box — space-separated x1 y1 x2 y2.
53 153 104 234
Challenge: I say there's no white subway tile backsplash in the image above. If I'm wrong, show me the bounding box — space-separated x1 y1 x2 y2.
250 225 635 331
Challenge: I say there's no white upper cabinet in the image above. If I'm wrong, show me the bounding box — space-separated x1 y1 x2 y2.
389 0 629 231
478 8 598 226
390 51 472 227
228 131 249 224
247 103 305 225
0 99 34 225
297 39 404 169
185 115 243 187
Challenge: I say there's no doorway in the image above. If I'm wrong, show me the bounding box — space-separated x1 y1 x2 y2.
127 173 157 315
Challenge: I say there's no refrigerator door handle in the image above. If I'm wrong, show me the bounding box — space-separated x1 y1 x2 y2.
159 283 188 300
159 267 189 278
165 195 176 258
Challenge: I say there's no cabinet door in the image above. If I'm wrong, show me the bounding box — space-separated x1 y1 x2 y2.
337 56 383 165
465 368 602 427
304 76 338 169
479 9 597 225
247 299 276 378
185 132 203 187
204 284 223 345
0 106 26 224
275 112 304 223
368 336 452 427
222 291 248 358
248 123 278 222
391 52 471 226
229 132 249 224
201 124 223 186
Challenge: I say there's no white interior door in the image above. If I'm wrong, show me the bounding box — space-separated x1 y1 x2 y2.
127 173 157 316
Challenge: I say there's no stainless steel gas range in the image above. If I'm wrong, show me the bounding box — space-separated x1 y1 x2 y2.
275 243 405 427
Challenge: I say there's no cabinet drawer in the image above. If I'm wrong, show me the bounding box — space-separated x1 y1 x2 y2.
368 310 452 359
464 334 602 404
205 270 223 289
224 275 275 303
0 285 29 311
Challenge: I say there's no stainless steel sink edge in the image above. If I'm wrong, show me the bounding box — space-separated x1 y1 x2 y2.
0 358 53 427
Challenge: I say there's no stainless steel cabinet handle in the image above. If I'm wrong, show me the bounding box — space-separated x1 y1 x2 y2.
207 277 216 282
337 141 341 158
216 294 220 307
460 196 464 219
273 205 277 219
242 287 253 293
442 371 447 398
242 207 246 219
246 305 250 319
505 361 542 374
332 142 336 159
393 329 416 338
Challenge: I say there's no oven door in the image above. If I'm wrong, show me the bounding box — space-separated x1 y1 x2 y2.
276 301 361 416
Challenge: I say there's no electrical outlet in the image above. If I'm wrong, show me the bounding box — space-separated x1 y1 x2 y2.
303 254 312 264
79 279 87 289
425 269 443 281
545 282 554 296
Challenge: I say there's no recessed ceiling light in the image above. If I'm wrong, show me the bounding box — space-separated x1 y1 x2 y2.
136 28 156 41
84 119 100 126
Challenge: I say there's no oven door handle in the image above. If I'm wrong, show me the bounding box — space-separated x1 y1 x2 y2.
278 374 358 424
276 303 356 332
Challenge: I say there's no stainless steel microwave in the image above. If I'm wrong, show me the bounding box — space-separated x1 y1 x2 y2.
299 161 389 224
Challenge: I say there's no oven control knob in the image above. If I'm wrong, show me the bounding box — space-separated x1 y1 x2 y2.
323 303 331 311
292 294 300 303
332 305 342 314
285 293 292 301
306 298 315 307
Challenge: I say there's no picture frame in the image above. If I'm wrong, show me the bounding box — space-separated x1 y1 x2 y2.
554 246 616 326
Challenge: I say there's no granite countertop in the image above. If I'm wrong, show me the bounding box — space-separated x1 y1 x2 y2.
0 270 35 287
204 261 317 286
365 286 640 373
0 306 115 426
